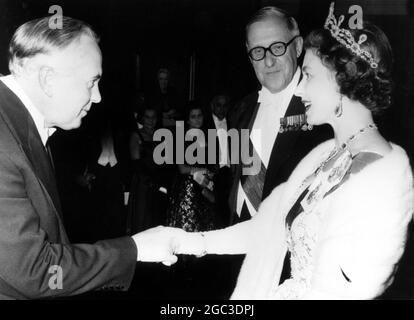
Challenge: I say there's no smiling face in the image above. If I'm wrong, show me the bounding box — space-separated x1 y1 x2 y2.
246 17 302 93
295 49 341 126
44 35 102 130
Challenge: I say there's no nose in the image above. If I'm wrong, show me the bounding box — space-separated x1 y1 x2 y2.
264 50 276 68
91 83 102 104
295 77 305 98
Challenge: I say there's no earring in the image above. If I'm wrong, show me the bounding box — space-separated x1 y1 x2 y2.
335 95 343 118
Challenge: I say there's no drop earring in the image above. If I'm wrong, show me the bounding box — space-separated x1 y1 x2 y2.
335 95 343 118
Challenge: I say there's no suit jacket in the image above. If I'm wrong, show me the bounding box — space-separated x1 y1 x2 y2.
228 91 332 224
0 80 137 299
204 113 233 227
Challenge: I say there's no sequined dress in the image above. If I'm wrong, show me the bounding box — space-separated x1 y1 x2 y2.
166 135 216 232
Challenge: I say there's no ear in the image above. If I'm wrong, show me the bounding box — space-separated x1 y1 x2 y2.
295 36 304 58
245 41 253 62
38 66 55 97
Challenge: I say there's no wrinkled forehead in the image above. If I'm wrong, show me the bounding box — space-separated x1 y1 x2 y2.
247 17 291 47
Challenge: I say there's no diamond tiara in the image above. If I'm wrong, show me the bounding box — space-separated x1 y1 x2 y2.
324 2 378 69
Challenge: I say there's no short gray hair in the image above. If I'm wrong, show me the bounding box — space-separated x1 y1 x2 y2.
8 16 99 73
246 6 300 40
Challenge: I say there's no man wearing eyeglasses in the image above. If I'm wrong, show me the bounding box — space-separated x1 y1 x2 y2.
220 6 332 297
228 6 332 224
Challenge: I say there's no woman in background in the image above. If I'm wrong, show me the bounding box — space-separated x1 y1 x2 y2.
165 103 221 299
127 107 168 234
166 103 217 232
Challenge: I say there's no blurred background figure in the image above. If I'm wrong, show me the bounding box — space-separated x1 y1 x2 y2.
127 106 170 234
204 93 233 227
84 107 130 241
147 68 182 128
166 102 217 231
164 102 223 299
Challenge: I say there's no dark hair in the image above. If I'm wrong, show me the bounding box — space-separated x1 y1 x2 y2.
185 101 204 121
210 93 230 108
8 16 99 73
246 6 300 40
304 23 393 115
139 107 158 121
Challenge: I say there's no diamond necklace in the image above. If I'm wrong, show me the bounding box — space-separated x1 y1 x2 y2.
338 123 378 151
318 123 378 173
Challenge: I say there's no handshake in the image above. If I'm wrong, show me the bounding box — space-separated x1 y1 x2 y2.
132 226 209 266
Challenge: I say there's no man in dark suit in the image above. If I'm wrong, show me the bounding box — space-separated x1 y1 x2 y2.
0 16 177 299
204 93 233 228
229 6 332 224
221 7 331 297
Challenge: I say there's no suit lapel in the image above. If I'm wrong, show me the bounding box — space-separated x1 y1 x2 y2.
263 95 305 198
228 94 260 213
0 81 63 218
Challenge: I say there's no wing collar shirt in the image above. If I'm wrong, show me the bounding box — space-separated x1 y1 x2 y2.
0 75 56 146
236 67 301 217
212 113 230 168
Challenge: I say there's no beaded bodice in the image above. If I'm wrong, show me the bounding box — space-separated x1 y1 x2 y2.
272 147 382 299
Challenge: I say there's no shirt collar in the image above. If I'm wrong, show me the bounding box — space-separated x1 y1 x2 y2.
212 113 226 124
0 74 56 146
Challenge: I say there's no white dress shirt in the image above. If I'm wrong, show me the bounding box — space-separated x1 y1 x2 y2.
0 75 56 146
212 114 230 168
97 134 118 167
236 68 301 217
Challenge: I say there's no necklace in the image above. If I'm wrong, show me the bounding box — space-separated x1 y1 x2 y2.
339 123 378 151
313 123 378 176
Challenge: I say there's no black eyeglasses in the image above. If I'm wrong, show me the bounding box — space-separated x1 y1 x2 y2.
248 35 301 61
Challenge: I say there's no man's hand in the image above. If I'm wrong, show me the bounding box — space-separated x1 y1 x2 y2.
132 226 179 266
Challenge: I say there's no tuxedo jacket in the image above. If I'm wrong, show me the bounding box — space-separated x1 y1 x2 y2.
204 113 234 226
228 91 332 224
0 80 137 299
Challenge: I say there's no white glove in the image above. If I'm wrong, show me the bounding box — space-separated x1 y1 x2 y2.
132 226 179 266
172 230 207 257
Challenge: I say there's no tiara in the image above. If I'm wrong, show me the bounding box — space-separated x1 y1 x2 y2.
324 2 378 69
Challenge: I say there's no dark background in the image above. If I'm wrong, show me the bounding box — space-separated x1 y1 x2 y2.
0 0 413 300
0 0 413 156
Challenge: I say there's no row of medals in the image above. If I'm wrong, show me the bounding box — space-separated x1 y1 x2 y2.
279 114 313 133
